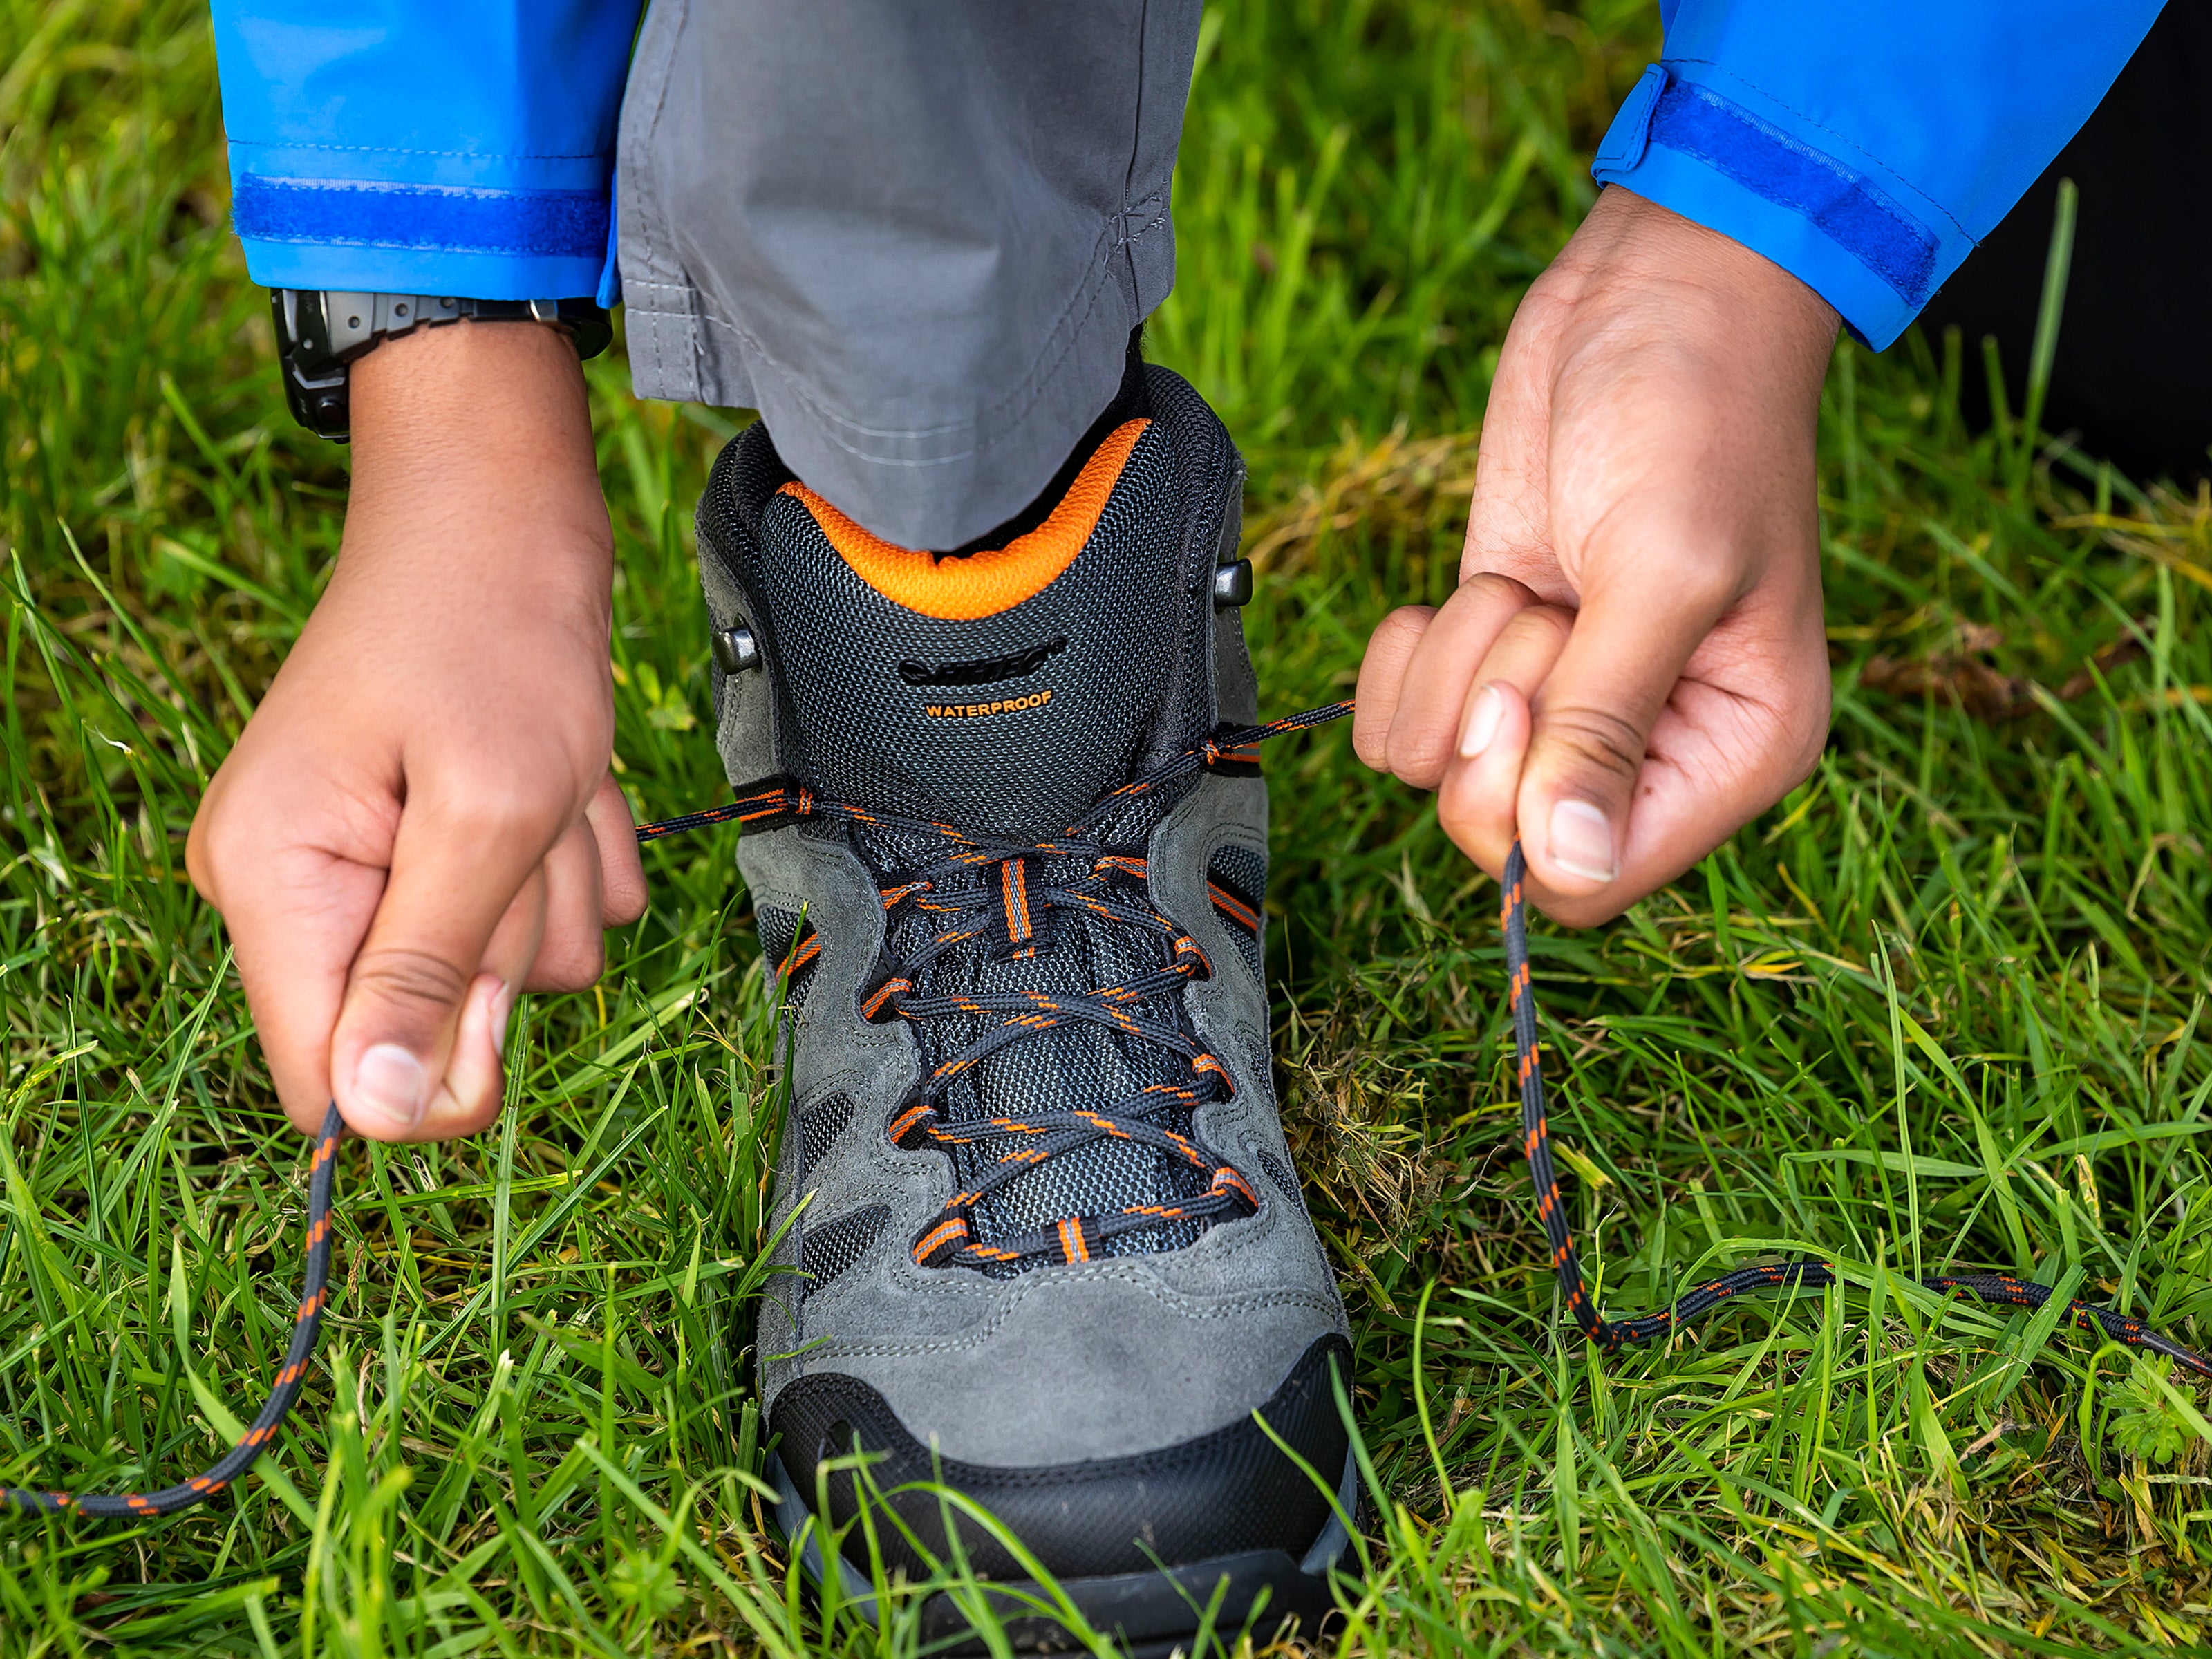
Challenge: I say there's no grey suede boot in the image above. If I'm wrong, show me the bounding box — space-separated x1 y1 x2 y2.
693 364 1354 1650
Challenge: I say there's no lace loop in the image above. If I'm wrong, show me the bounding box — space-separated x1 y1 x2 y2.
702 707 1354 1275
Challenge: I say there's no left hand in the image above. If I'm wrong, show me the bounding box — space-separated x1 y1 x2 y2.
1353 186 1838 926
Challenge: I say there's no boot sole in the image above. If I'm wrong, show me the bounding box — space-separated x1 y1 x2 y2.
768 1446 1359 1653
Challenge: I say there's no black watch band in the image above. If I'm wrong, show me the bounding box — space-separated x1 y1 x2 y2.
270 290 614 441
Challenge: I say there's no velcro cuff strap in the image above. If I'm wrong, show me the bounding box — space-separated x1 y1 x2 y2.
1650 80 1938 307
234 176 610 260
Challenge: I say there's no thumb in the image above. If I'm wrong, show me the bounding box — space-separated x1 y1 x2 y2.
1515 561 1734 897
328 792 556 1138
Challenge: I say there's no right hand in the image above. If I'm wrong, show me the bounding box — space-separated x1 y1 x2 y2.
187 319 648 1141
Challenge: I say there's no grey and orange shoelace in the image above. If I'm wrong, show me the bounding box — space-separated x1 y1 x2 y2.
639 704 1352 1274
0 1109 344 1517
6 697 2206 1519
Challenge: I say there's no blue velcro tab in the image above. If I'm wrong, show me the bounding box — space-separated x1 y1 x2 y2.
1645 80 1938 308
1594 64 1669 173
234 177 609 261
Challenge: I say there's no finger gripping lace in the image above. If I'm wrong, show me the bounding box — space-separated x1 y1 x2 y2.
1501 842 2212 1378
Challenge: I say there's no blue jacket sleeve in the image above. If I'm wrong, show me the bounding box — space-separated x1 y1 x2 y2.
1590 2 2164 348
211 2 642 302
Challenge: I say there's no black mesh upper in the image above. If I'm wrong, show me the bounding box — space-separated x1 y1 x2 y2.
710 368 1248 1268
1257 1147 1305 1210
800 1205 891 1299
749 419 1187 835
793 1093 854 1185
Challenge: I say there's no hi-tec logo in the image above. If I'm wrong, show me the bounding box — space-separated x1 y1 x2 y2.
926 688 1054 719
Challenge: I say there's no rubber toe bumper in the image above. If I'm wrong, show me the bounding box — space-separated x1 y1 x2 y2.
769 1333 1353 1591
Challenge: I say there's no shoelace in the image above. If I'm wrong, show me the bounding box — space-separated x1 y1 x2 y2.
641 713 1347 1272
879 830 1255 1271
7 696 2204 1519
1502 841 2212 1377
0 1112 343 1517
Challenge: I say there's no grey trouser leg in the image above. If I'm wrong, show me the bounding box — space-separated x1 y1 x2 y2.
616 0 1203 550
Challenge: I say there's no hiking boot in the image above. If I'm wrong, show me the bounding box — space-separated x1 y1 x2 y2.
693 362 1353 1649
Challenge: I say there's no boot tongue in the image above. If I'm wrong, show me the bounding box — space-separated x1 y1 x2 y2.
747 419 1199 835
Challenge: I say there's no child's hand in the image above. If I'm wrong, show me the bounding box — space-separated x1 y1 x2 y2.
1354 187 1837 926
187 321 647 1141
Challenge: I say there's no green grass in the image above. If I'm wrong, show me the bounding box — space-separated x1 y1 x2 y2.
6 1 2212 1653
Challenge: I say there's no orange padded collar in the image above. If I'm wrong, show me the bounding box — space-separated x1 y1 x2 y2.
778 418 1149 621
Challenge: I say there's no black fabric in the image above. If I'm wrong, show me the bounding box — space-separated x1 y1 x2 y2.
755 903 801 969
1255 1147 1304 1210
1916 4 2212 482
735 420 1190 834
799 1205 892 1299
794 1093 854 1185
722 418 795 538
751 903 818 1013
1141 366 1246 777
772 1333 1351 1581
709 368 1238 832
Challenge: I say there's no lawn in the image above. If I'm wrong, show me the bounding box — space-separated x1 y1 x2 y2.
6 1 2212 1654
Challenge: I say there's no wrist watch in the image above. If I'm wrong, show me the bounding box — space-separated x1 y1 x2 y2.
270 290 613 441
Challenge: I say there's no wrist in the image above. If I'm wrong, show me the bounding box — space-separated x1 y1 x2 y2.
350 317 596 474
330 321 611 616
1589 186 1838 359
273 291 610 440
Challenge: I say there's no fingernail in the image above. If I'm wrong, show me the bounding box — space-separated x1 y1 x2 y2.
1548 799 1618 883
352 1044 428 1130
491 984 516 1051
1459 684 1505 759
